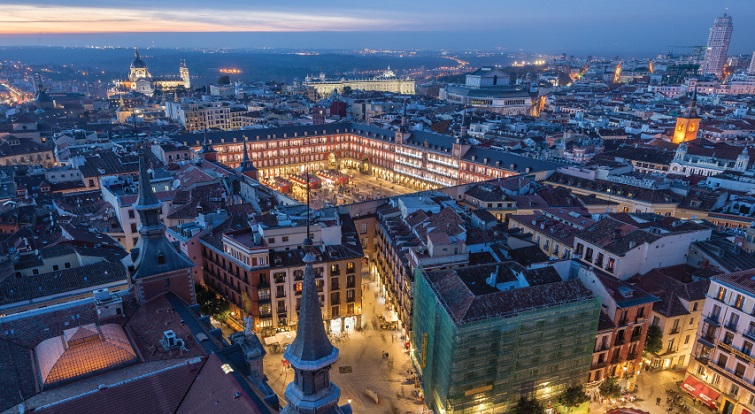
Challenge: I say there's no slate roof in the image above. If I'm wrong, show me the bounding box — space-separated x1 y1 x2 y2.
0 137 53 157
546 172 682 204
424 263 595 324
462 146 565 174
692 238 755 273
0 261 128 307
0 338 35 412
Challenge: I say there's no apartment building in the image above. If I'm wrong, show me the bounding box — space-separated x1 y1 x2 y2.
573 213 712 280
577 267 658 387
373 194 468 332
686 269 755 413
171 123 563 192
508 208 596 260
412 263 601 413
631 265 710 370
200 206 363 334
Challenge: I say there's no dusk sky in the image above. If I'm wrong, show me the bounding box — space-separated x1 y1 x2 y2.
0 0 753 55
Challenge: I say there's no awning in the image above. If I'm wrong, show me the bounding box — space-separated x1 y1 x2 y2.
382 310 398 322
742 410 751 414
276 331 296 345
680 376 720 408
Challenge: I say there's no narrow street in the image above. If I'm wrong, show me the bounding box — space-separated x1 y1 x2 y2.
263 272 426 413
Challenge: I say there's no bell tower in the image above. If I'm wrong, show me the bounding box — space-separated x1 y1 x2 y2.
179 59 191 89
128 150 196 305
672 91 701 144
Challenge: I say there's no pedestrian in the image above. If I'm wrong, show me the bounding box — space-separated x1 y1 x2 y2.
656 397 661 406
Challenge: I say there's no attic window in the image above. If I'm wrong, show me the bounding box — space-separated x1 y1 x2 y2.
157 252 166 265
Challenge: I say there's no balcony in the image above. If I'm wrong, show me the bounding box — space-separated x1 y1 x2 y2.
591 360 608 370
704 313 721 327
699 335 716 347
595 343 611 352
630 334 642 343
725 322 739 333
745 330 755 342
669 327 681 335
694 354 709 365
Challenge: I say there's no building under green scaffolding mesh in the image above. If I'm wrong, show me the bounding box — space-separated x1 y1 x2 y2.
411 263 601 413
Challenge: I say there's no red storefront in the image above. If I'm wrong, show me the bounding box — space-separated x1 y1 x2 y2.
680 376 720 409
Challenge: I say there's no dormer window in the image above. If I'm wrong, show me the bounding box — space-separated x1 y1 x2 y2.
157 251 166 265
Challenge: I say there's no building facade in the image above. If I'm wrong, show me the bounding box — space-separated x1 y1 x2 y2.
412 263 601 413
703 13 734 78
303 69 415 99
173 123 563 193
687 269 755 414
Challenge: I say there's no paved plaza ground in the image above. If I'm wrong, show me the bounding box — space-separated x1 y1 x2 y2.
589 368 718 414
289 171 419 209
264 272 426 413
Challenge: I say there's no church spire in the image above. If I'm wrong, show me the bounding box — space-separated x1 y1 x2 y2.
129 149 196 304
281 169 349 413
134 150 162 232
281 232 345 413
199 129 217 161
236 136 258 179
241 136 251 165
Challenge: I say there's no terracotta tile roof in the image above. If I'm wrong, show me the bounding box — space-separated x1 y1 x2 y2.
124 295 206 363
424 263 595 324
31 357 205 414
713 268 755 296
176 354 264 414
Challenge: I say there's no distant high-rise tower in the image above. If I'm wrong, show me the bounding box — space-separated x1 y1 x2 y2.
748 52 755 75
702 13 733 78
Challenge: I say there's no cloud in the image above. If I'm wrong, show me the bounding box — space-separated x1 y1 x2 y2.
0 4 412 33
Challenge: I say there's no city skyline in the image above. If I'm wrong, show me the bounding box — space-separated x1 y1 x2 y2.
0 1 753 56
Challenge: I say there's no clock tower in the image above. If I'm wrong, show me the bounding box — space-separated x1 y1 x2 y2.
672 91 701 144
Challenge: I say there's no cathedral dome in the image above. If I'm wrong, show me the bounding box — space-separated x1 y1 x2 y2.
131 49 147 69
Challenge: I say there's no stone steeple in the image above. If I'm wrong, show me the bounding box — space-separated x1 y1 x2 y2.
236 137 258 179
281 183 350 413
199 129 217 162
129 150 195 305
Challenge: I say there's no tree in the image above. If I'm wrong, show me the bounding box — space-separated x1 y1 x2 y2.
645 324 663 355
195 284 230 321
217 75 231 85
341 86 353 96
512 396 545 414
558 384 589 412
599 377 622 399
